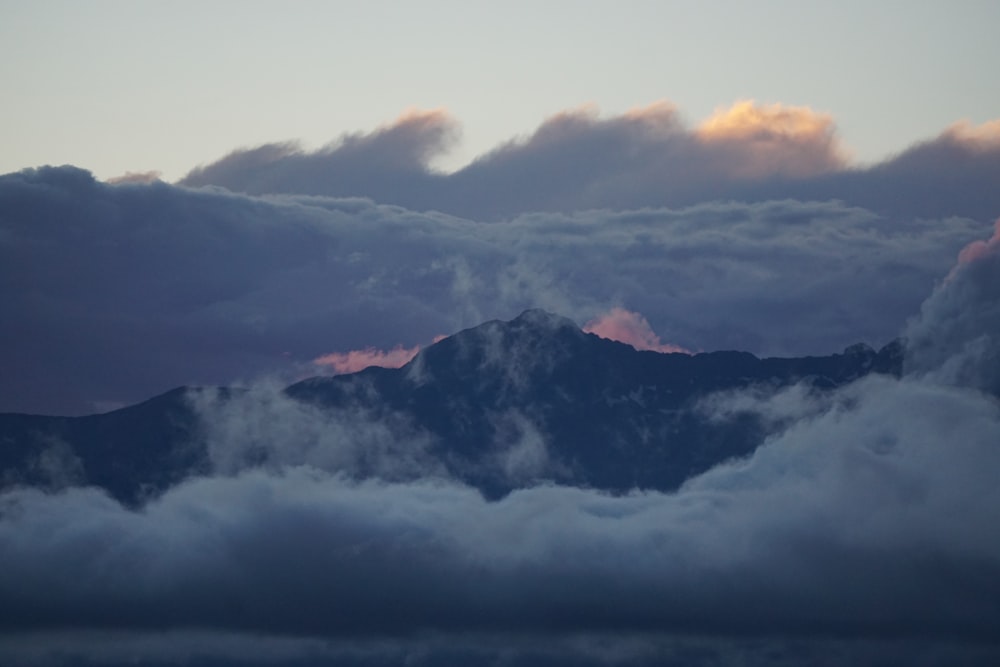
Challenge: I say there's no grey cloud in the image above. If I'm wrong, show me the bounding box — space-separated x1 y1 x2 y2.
731 131 1000 224
1 166 990 414
188 382 443 481
0 435 84 492
180 109 456 207
904 221 1000 394
443 102 846 220
178 105 1000 223
696 381 839 433
488 410 556 484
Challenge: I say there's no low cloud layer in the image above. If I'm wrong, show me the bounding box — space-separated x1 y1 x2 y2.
1 166 991 414
2 214 1000 667
180 102 1000 222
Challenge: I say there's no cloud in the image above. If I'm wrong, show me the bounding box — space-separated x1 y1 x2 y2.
187 382 443 481
177 102 1000 222
696 101 837 143
695 100 847 178
956 218 1000 266
944 118 1000 149
180 108 457 205
106 170 162 184
904 218 1000 394
313 343 422 374
584 308 689 353
0 166 991 414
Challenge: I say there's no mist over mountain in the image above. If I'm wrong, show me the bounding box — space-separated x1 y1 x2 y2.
0 310 903 506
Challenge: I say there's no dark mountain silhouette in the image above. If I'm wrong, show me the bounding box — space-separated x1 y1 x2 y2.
0 310 903 504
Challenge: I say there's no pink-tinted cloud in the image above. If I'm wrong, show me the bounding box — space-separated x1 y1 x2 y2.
313 344 421 375
957 219 1000 266
584 308 689 354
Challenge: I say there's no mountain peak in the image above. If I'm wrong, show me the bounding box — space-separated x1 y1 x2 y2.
401 310 588 389
843 342 876 357
510 308 580 328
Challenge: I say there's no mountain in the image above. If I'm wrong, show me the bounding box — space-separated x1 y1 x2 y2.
0 310 903 504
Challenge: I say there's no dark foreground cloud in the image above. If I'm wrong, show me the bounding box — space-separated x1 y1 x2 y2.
0 166 990 414
180 102 1000 222
0 374 998 664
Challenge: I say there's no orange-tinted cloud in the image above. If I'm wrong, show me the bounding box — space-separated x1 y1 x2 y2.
696 100 847 178
313 344 421 375
584 308 689 354
943 119 1000 150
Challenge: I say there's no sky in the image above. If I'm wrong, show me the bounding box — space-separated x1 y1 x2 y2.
3 2 1000 665
2 0 1000 181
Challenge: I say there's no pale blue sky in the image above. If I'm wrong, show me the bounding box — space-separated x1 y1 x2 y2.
2 0 998 181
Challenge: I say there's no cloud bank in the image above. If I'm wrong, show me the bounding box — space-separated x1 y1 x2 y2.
1 165 991 414
180 102 1000 222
